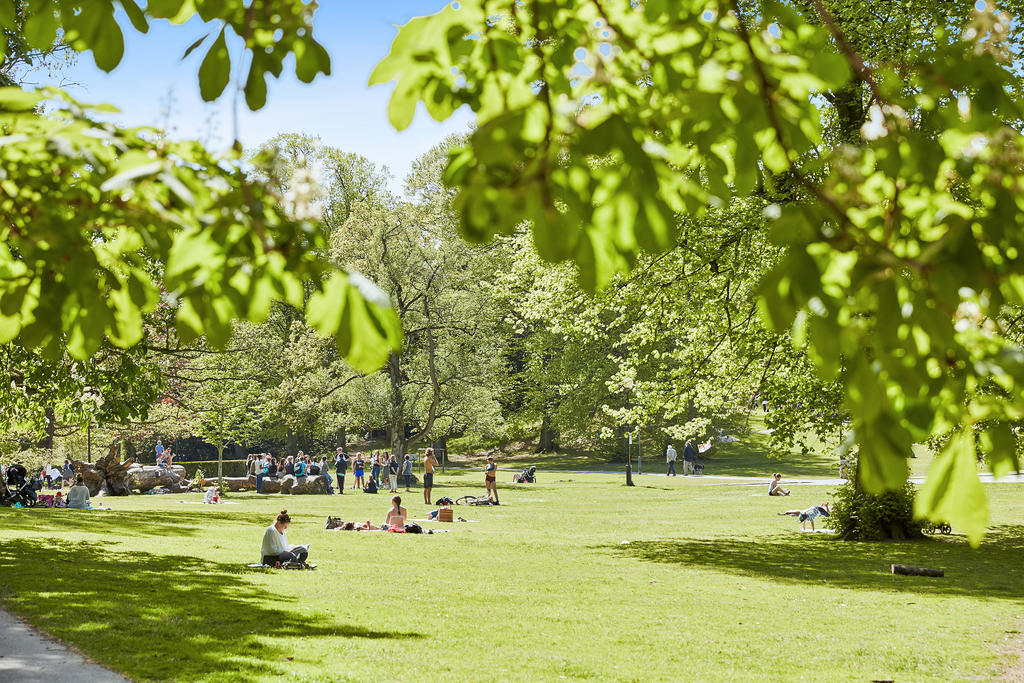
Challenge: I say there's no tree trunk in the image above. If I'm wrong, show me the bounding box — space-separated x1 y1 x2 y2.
35 406 55 452
537 412 559 453
286 431 297 458
217 444 224 487
387 351 406 459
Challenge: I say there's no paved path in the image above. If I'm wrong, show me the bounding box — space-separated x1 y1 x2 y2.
0 606 128 682
530 469 1024 485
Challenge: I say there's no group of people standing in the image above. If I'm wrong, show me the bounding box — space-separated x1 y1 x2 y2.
246 447 442 500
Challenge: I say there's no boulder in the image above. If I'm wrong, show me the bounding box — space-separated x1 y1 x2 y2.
289 475 328 495
211 474 328 494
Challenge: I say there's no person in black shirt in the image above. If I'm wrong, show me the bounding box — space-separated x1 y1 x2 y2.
334 448 348 494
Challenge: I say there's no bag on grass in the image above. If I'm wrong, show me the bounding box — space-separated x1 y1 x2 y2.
404 523 423 534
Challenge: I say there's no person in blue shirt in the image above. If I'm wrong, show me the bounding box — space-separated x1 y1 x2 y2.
294 452 308 477
403 455 413 492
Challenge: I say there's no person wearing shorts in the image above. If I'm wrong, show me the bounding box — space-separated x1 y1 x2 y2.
423 448 438 505
353 455 365 490
485 457 499 504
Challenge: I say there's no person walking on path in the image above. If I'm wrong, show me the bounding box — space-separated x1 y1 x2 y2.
403 455 413 491
485 456 499 504
334 448 348 494
682 440 697 475
422 448 438 505
666 444 678 476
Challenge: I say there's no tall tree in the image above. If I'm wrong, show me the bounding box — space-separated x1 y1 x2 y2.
331 140 510 458
371 0 1024 541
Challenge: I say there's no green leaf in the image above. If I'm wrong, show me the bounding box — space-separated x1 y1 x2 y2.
915 430 989 546
307 271 403 374
198 29 231 102
119 0 149 34
181 33 209 61
243 58 268 111
0 0 15 29
24 7 59 51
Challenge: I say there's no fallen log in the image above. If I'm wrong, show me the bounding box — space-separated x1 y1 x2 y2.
127 465 191 493
73 442 136 496
891 564 944 577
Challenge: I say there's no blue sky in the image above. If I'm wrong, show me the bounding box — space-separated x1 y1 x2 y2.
58 2 472 191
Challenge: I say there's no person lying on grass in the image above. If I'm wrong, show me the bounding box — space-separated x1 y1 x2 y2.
261 510 310 567
779 503 831 530
203 486 222 504
325 517 376 531
769 473 790 496
384 495 407 530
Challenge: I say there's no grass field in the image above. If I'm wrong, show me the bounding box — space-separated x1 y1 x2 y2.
1 462 1022 682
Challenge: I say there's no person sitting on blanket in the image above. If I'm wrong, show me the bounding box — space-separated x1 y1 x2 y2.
769 473 790 496
261 510 309 567
384 495 407 530
203 486 222 504
67 475 92 510
780 502 831 530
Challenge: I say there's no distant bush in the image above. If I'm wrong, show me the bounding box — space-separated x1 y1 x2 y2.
829 479 925 541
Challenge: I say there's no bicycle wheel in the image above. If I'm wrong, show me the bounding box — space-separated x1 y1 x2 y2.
455 495 475 506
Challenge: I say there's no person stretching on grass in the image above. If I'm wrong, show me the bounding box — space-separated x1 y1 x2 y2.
261 510 309 567
780 503 831 530
203 486 222 504
485 456 499 504
384 495 407 530
422 448 438 505
769 473 790 496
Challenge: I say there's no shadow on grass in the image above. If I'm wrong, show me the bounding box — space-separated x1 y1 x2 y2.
696 434 838 478
0 538 422 681
603 525 1024 601
0 509 277 538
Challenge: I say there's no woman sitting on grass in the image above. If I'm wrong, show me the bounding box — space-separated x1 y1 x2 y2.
780 503 831 530
769 473 790 496
66 475 92 510
261 510 309 567
384 495 407 529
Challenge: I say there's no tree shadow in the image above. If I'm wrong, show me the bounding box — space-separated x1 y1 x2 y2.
602 524 1024 601
0 539 422 681
0 509 276 538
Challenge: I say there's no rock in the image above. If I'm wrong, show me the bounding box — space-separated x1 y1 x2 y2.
211 474 328 494
289 475 328 495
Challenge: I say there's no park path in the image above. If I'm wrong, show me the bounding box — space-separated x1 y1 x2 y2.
0 605 128 682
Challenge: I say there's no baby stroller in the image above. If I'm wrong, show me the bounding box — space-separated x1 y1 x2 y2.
1 481 38 507
513 466 537 483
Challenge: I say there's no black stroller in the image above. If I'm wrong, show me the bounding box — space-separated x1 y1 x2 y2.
513 466 537 483
1 480 38 507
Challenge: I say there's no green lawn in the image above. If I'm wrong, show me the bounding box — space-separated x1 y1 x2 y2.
1 470 1021 681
